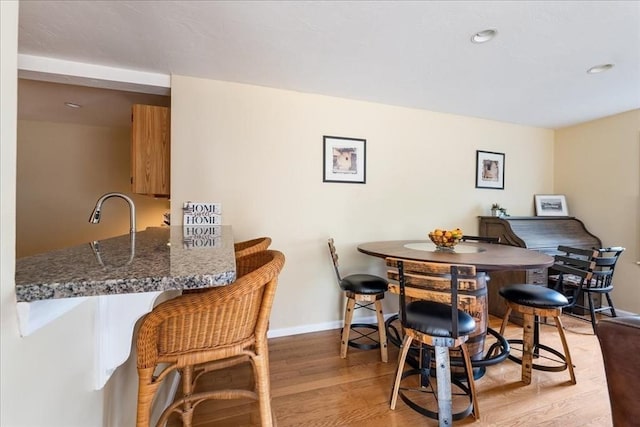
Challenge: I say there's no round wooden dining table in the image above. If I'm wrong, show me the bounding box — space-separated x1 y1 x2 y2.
357 239 554 376
357 240 553 271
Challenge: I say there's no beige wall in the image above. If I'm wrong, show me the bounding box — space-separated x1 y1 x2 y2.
16 120 169 258
555 109 640 314
171 75 555 332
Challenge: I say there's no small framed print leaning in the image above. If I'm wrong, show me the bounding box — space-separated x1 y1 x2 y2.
323 136 366 184
475 150 505 190
535 194 569 216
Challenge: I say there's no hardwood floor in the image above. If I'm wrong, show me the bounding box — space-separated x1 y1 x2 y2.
167 315 612 426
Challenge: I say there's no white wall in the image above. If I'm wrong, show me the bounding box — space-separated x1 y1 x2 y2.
555 109 640 314
170 75 555 332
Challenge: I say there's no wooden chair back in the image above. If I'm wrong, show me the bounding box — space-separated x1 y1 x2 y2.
327 238 342 282
385 258 476 338
589 247 624 291
552 246 598 288
461 235 500 244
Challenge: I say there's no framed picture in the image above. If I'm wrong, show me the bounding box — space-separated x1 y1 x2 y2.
323 135 366 184
475 150 505 190
535 194 569 216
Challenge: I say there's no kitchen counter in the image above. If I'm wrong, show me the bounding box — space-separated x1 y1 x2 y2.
15 226 236 302
14 225 237 389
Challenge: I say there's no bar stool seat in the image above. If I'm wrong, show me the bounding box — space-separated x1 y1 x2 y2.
500 284 569 309
340 273 388 295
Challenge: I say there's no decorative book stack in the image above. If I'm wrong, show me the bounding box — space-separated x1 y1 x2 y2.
182 202 222 248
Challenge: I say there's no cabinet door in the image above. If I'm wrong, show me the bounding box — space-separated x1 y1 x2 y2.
131 104 170 196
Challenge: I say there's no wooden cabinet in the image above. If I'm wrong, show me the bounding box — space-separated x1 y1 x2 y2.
479 216 602 324
131 104 170 197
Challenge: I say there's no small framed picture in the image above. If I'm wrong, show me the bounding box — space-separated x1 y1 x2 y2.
475 150 505 190
535 194 569 216
323 136 366 184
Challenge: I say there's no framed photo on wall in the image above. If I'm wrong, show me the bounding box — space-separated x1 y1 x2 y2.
475 150 505 190
535 194 569 216
323 135 366 184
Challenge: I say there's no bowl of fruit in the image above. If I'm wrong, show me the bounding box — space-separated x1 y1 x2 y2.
428 228 463 250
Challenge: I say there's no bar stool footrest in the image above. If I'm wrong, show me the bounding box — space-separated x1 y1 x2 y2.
505 339 569 372
346 323 381 350
396 368 474 422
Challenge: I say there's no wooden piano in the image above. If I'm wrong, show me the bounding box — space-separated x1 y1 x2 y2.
478 216 602 321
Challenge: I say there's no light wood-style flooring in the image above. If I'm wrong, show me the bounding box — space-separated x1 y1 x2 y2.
167 315 611 426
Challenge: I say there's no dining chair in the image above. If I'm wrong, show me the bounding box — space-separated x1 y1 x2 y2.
328 238 388 362
551 246 625 333
135 249 285 427
498 246 598 385
461 235 501 244
386 258 479 426
234 237 272 258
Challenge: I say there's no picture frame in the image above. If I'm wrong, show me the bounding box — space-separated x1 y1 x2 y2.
534 194 569 216
323 135 366 184
475 150 505 190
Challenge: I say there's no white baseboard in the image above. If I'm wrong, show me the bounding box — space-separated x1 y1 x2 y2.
614 309 638 317
267 313 396 339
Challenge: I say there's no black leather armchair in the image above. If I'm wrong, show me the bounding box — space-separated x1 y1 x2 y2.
596 315 640 427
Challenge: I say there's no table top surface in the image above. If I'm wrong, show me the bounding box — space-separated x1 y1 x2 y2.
357 240 554 271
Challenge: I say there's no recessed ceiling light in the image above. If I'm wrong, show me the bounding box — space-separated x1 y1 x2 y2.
471 29 497 44
64 102 82 108
587 64 614 74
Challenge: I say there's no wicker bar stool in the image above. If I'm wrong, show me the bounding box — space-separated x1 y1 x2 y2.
234 237 272 258
135 250 285 427
183 237 272 296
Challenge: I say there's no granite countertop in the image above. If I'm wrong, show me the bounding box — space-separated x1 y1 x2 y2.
15 226 236 303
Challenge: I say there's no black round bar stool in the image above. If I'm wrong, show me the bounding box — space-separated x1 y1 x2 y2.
386 258 480 425
498 284 576 385
328 238 388 362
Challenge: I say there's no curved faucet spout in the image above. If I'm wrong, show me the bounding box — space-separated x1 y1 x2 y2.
89 192 137 233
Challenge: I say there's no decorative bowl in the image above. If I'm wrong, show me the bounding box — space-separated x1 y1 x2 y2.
428 228 463 250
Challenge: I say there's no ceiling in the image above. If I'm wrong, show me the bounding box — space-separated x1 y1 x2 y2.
17 1 640 130
18 79 170 128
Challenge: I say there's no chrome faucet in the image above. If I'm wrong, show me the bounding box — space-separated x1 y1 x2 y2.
89 192 137 233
